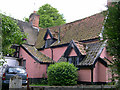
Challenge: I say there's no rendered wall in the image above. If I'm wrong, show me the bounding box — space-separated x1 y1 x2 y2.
93 61 106 82
40 48 52 59
93 62 99 82
100 48 112 61
78 69 91 82
69 48 77 56
40 46 67 62
100 47 112 82
19 47 47 78
46 34 51 39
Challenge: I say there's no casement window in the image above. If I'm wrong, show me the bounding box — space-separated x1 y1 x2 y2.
67 56 84 66
67 56 80 66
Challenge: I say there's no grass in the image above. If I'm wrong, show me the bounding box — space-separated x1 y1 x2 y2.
30 84 49 86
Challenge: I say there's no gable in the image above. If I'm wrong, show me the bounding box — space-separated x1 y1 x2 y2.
20 44 54 64
46 34 51 39
64 40 86 58
44 29 53 40
69 48 77 56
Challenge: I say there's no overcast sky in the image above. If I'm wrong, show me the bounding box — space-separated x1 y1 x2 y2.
0 0 107 23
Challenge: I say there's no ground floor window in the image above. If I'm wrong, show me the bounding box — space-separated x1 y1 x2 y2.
23 60 26 69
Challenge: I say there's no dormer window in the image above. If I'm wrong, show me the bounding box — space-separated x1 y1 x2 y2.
44 29 57 48
45 39 55 48
68 56 79 66
67 56 85 66
64 40 86 66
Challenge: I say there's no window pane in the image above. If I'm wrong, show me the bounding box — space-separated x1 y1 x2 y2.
68 57 72 64
8 67 26 74
76 57 79 65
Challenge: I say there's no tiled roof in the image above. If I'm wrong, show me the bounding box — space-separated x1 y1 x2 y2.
57 40 105 66
35 12 105 49
17 20 38 46
78 41 103 66
74 41 86 55
22 44 54 63
57 55 67 62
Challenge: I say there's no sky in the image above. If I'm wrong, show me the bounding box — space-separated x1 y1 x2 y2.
0 0 107 23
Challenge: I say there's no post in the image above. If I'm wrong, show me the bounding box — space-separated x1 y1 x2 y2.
9 75 22 90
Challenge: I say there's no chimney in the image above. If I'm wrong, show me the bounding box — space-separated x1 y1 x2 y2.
107 0 119 7
29 11 40 28
107 0 115 7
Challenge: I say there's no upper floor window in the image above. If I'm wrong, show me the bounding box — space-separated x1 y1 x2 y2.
67 56 80 66
45 39 56 48
67 56 85 66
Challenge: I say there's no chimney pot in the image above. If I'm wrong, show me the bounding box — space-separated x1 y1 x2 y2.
34 11 36 13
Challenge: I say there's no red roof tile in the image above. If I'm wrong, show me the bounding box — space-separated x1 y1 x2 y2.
35 12 105 49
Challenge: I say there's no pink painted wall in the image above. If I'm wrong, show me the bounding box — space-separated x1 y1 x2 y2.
69 48 77 56
40 48 52 59
19 47 47 78
78 69 91 82
100 47 112 61
52 46 67 62
40 46 67 62
98 61 106 82
93 61 106 82
46 34 51 39
93 61 111 82
40 46 78 62
100 47 112 82
93 62 99 82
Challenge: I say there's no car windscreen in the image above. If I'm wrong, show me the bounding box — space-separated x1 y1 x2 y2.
8 67 26 74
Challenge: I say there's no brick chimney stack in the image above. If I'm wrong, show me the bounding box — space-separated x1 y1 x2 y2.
107 0 119 6
29 11 40 28
107 0 112 6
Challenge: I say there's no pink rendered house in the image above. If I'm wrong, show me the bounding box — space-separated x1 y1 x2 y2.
16 11 113 84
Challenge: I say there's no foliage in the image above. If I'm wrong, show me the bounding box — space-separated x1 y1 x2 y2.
0 13 27 55
0 17 2 53
47 62 78 86
103 1 120 87
37 4 66 28
23 17 29 22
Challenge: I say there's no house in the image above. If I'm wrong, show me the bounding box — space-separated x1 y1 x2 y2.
14 11 112 84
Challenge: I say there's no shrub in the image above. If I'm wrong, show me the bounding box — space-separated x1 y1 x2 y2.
47 62 78 86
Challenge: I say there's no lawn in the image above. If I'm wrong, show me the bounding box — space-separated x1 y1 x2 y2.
30 84 49 86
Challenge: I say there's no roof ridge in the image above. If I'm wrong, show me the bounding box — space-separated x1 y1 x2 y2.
41 11 105 30
65 11 105 25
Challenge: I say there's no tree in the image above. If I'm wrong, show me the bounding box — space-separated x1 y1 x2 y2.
103 2 120 87
47 62 78 86
0 13 27 56
23 17 29 22
37 4 66 28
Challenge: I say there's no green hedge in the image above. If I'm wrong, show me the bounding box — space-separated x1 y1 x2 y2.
47 62 78 86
